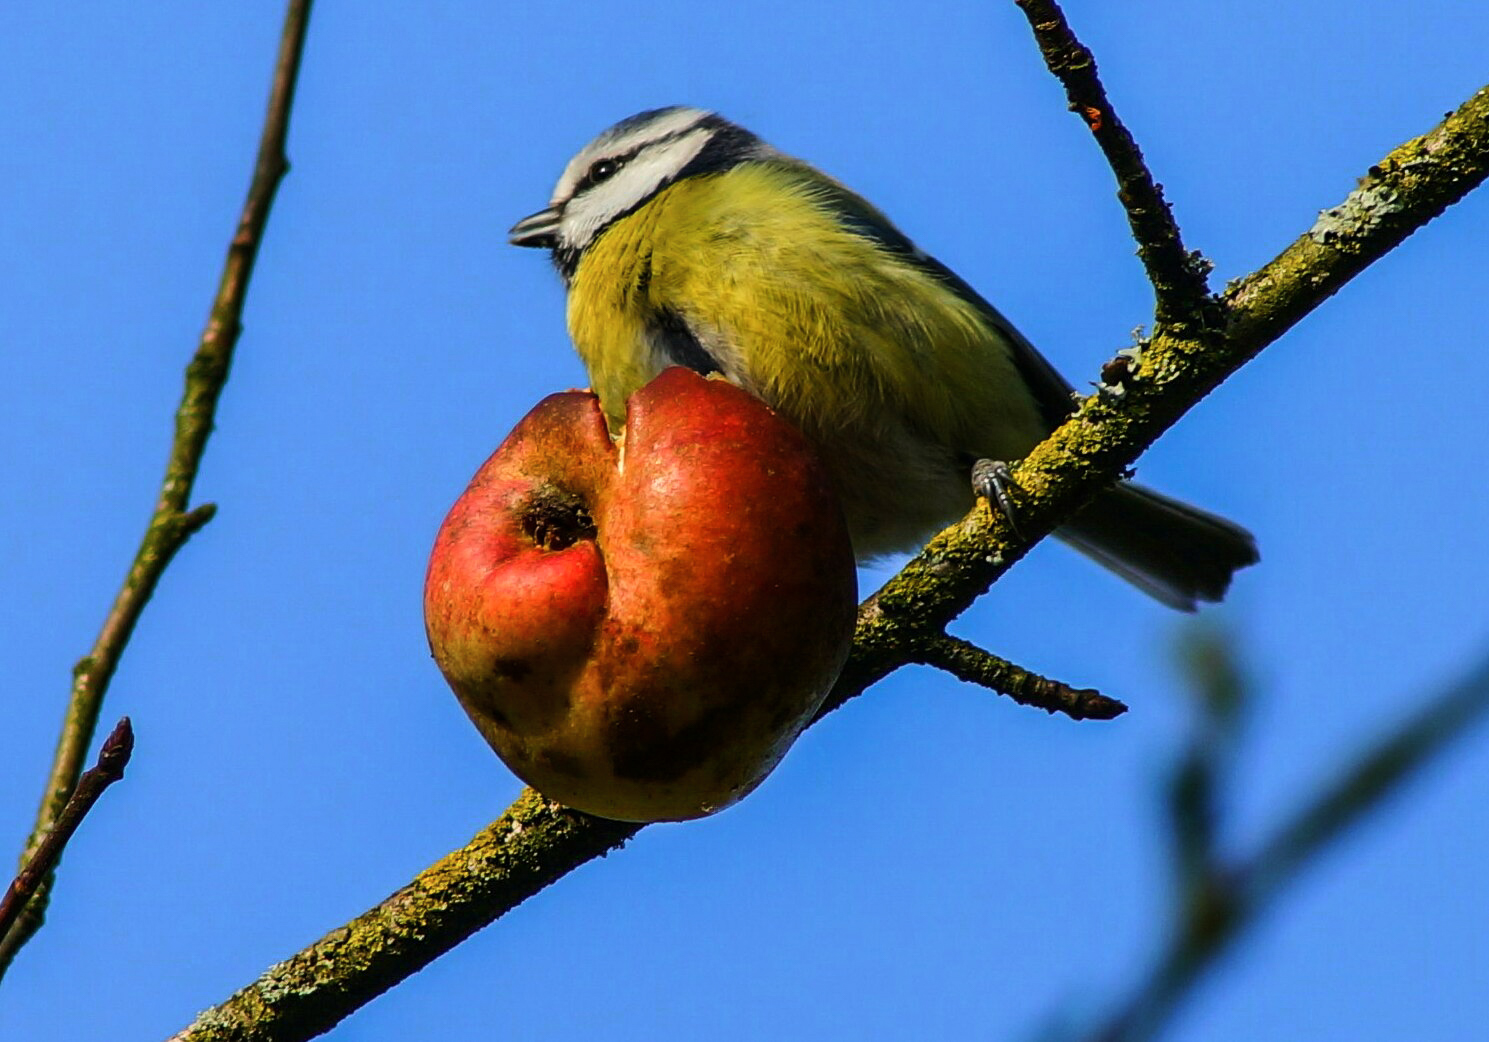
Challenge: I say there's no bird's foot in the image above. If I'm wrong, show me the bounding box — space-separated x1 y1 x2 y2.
970 459 1022 538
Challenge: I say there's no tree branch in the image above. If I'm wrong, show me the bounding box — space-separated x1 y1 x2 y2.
913 633 1125 720
2 0 314 977
167 793 639 1042
0 719 134 953
1012 0 1215 331
165 81 1489 1042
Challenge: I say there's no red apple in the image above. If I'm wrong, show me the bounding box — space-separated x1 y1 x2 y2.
424 367 858 822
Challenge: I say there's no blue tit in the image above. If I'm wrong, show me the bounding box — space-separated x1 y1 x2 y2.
509 107 1257 610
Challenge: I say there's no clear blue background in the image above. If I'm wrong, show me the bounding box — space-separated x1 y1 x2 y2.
3 3 1487 1039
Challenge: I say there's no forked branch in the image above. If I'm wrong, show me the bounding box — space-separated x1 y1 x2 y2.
2 0 315 977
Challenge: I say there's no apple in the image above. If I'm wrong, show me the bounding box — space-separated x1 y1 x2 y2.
424 367 858 822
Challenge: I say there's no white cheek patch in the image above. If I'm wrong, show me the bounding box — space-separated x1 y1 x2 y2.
559 128 712 251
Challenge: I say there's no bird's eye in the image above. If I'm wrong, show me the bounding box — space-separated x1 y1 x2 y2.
588 158 621 184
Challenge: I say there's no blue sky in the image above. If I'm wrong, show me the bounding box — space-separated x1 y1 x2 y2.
3 3 1487 1039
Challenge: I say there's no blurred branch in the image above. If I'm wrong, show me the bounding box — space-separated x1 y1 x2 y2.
166 75 1489 1042
912 633 1126 720
1164 629 1248 920
1085 649 1489 1042
1013 0 1216 331
0 719 133 953
1 0 314 978
1247 655 1489 903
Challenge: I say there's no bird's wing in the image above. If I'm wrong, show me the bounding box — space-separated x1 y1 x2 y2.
810 175 1079 433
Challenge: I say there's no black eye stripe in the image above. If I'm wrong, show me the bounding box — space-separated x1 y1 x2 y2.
570 123 710 197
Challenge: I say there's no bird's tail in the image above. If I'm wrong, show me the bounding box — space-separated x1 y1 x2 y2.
1055 483 1259 612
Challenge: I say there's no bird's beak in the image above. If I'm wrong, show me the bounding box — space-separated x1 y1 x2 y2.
508 205 562 248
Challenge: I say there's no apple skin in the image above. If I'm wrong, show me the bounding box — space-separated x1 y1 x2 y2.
424 367 858 822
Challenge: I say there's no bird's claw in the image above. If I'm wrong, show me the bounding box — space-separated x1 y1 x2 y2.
971 459 1022 538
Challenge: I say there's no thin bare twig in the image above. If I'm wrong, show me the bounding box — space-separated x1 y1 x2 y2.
1013 0 1216 331
2 0 314 976
0 719 134 946
913 633 1125 720
166 83 1489 1042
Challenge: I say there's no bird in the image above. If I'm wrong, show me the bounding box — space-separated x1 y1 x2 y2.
508 106 1257 610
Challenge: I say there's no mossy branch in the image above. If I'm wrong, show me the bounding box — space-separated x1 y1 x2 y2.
167 793 640 1042
0 0 314 978
167 79 1489 1042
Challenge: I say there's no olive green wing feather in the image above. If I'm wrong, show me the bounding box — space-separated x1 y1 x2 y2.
802 172 1077 433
